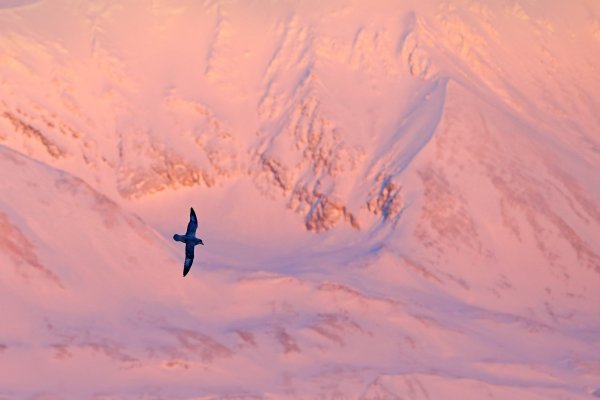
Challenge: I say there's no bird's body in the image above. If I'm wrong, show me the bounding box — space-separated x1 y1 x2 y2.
173 234 203 245
173 208 203 276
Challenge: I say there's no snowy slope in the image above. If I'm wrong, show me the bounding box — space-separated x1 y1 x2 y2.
1 0 600 398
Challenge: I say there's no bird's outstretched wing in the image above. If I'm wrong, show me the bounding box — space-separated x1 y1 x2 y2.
186 207 198 235
183 242 195 277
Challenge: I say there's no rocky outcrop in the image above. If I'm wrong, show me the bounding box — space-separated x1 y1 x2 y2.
289 186 360 232
256 74 362 232
117 143 215 198
2 111 66 158
116 98 243 198
366 175 405 223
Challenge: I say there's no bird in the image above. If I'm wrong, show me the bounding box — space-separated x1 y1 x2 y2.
173 207 204 276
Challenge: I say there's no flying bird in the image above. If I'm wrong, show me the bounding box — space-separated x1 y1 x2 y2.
173 207 204 276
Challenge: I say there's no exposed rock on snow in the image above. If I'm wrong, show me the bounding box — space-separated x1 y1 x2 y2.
290 186 360 232
366 174 404 223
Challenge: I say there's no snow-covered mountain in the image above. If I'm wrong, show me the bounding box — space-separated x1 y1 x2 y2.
1 0 599 398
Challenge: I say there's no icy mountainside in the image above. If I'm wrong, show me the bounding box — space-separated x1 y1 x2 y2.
1 143 597 399
1 0 600 398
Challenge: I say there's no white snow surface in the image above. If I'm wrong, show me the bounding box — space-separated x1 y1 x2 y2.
1 0 600 398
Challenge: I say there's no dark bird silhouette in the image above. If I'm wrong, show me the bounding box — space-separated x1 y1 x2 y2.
173 207 204 276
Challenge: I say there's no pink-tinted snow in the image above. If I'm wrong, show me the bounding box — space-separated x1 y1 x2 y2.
1 0 599 398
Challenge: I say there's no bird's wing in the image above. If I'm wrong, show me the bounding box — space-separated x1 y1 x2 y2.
183 242 195 277
186 207 198 235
